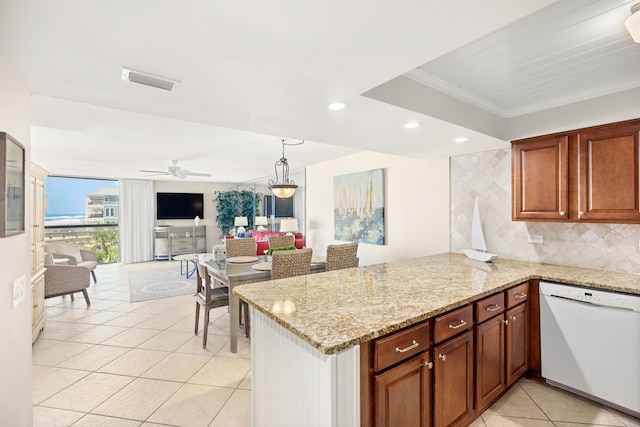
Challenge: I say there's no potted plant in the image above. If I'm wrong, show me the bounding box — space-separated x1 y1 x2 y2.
265 245 296 261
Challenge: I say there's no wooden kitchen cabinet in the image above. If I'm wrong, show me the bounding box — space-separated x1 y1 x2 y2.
577 121 640 222
364 321 432 427
512 134 569 221
434 330 474 427
374 352 432 427
362 282 535 427
475 283 530 412
512 118 640 223
475 293 506 412
505 302 529 386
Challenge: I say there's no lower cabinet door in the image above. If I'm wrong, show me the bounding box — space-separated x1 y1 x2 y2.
475 316 505 411
374 352 432 427
434 331 474 427
31 273 46 343
506 302 529 386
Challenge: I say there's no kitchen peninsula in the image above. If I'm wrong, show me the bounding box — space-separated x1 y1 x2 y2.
234 253 640 427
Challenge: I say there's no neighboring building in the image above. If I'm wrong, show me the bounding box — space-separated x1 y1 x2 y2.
85 188 119 224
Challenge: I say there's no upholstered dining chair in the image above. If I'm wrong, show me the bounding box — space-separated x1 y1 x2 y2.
225 238 257 258
271 248 313 280
194 261 229 348
326 242 359 271
268 234 295 250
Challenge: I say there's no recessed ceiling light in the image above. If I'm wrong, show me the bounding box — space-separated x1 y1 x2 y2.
328 102 347 111
404 122 420 129
455 137 470 143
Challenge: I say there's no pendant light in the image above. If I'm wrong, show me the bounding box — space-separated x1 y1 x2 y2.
269 140 304 198
626 3 640 43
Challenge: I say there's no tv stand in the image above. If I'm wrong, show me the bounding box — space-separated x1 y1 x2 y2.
154 225 206 260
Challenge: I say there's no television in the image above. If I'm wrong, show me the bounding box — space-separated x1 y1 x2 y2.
156 192 204 220
264 195 294 218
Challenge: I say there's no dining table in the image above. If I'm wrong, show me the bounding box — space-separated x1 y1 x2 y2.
204 254 327 353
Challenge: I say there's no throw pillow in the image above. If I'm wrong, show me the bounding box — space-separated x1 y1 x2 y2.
55 244 83 263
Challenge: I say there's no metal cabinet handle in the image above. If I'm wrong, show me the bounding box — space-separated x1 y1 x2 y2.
395 340 419 353
486 304 502 312
514 293 528 299
510 315 516 321
559 211 566 216
502 319 509 325
424 361 433 369
438 353 446 362
448 319 467 329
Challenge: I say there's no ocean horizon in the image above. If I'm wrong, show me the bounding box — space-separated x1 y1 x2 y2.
45 214 87 226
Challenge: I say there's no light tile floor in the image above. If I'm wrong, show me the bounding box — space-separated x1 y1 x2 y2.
33 262 639 426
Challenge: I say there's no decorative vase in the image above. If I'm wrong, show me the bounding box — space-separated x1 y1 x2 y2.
194 215 200 226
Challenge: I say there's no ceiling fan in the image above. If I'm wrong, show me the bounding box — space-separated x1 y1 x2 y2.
140 160 211 179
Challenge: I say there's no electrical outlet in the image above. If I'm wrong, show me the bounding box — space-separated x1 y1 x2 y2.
528 234 544 244
12 274 26 308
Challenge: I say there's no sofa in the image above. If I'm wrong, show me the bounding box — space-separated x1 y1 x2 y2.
226 230 305 256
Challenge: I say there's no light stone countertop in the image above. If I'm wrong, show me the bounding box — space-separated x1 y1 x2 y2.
233 253 640 355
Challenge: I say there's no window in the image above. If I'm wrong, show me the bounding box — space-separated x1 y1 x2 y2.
264 195 294 218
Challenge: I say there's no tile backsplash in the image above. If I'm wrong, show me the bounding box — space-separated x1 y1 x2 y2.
450 148 640 273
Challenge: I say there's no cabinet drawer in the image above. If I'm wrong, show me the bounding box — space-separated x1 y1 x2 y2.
172 237 192 246
434 305 473 344
374 322 430 372
506 282 529 308
475 292 505 323
172 242 194 252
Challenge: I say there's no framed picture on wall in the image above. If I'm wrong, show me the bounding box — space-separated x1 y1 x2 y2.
0 132 25 237
333 168 385 245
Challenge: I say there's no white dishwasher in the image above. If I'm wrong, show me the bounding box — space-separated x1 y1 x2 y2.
540 281 640 418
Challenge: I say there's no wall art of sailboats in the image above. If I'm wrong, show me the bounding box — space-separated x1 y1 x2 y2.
463 197 498 262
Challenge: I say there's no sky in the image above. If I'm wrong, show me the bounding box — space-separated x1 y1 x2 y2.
45 176 118 215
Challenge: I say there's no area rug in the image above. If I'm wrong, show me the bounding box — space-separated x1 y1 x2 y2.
128 263 195 303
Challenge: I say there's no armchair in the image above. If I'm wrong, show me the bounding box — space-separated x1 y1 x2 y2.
44 253 91 305
45 243 98 283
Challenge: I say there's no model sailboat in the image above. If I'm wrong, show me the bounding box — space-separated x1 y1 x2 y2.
463 197 498 262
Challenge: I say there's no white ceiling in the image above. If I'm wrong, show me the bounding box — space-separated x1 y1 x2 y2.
0 0 638 184
406 0 640 118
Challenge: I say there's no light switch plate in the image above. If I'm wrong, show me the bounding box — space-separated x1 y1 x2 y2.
12 274 26 308
528 234 544 244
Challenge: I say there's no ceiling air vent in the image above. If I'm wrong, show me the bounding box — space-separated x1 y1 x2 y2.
121 67 180 91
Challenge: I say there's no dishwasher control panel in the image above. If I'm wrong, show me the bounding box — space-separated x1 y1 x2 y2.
540 281 640 312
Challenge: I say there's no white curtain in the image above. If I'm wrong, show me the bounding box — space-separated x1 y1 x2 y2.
119 179 154 263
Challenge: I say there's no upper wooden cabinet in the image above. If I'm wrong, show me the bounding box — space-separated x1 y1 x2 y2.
512 134 569 221
512 118 640 223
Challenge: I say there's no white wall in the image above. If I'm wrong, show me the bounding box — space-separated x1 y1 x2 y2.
0 54 33 425
153 181 271 251
306 151 450 266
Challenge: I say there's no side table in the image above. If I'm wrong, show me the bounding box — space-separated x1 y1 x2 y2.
172 254 200 278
